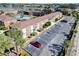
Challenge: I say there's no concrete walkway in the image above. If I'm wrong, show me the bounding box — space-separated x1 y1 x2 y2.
66 20 79 56
69 26 79 56
75 26 79 56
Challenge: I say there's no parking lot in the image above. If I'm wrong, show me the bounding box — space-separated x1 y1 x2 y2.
24 16 76 56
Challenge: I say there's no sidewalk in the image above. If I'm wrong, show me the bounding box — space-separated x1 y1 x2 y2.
70 21 79 56
65 20 79 56
24 17 64 47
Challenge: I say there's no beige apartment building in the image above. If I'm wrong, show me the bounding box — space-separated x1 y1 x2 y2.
10 12 62 39
0 11 62 39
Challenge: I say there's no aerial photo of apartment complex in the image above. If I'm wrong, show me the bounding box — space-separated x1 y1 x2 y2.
0 4 79 56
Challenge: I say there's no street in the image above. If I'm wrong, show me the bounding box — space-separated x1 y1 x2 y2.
69 21 79 56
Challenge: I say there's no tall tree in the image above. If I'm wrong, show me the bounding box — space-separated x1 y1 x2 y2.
6 28 25 54
0 34 13 56
42 4 52 14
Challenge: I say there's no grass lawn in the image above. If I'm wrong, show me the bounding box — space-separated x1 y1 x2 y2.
20 52 31 56
19 49 31 56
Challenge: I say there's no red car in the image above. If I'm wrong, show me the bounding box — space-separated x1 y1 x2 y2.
30 41 43 48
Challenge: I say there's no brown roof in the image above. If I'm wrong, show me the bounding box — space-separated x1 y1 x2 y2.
11 12 62 29
0 15 16 22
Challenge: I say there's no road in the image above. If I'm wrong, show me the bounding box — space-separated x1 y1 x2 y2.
69 20 79 56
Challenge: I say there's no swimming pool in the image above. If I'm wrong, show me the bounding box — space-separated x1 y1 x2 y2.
15 15 34 21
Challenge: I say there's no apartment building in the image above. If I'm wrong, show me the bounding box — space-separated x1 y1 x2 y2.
10 12 62 39
23 4 54 16
23 5 43 16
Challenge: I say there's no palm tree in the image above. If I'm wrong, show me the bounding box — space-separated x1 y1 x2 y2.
6 28 25 55
0 34 13 56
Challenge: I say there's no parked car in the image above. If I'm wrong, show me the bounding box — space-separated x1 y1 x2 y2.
51 44 64 56
60 20 67 23
30 41 43 48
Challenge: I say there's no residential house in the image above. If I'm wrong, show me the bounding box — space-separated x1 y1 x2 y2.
23 4 54 16
0 15 17 27
0 10 17 15
58 8 73 15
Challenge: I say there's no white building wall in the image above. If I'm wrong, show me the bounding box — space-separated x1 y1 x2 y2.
36 23 40 30
30 25 34 33
21 12 62 39
58 12 62 18
22 28 27 39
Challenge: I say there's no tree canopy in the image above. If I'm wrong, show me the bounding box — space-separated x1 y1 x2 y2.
5 28 25 48
0 34 13 56
42 5 52 14
60 4 77 9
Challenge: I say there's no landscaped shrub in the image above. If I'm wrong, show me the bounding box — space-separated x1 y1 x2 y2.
64 40 71 47
37 28 43 32
28 36 32 38
43 21 51 28
0 25 8 30
74 30 77 33
19 52 30 56
30 32 37 36
55 18 59 22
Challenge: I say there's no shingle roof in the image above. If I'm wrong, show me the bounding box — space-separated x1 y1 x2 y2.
0 15 16 22
11 12 62 29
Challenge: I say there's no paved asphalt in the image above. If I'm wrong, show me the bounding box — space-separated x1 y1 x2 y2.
24 16 76 56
